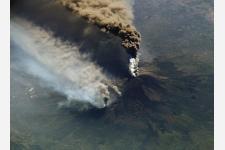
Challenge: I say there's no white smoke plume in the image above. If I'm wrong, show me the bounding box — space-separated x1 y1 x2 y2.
11 17 121 109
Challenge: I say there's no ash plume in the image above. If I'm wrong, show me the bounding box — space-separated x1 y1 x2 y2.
11 17 121 109
59 0 141 76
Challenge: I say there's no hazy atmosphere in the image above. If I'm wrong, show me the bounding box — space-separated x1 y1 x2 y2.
11 0 213 149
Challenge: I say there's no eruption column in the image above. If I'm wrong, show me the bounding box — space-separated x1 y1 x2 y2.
58 0 141 76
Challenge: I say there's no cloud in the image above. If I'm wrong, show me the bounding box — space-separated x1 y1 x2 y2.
11 17 121 108
59 0 141 57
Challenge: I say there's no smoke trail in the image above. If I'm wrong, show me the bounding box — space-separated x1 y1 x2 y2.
11 17 121 109
58 0 141 76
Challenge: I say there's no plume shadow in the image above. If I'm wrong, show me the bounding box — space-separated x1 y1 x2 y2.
11 0 131 77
